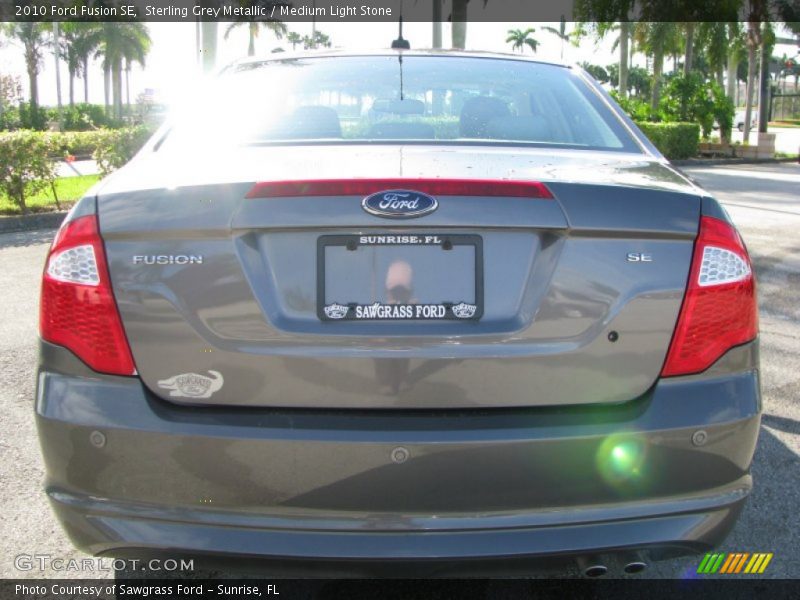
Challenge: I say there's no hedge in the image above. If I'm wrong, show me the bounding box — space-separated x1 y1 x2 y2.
0 126 154 213
41 126 154 168
0 130 58 214
634 122 700 160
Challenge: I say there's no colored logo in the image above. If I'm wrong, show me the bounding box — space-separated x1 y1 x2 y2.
362 190 438 218
697 552 773 574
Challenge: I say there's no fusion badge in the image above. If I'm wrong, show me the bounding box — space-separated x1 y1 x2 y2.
362 190 438 218
133 255 203 265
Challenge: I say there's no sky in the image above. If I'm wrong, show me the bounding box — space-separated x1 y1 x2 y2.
0 21 797 108
0 21 620 107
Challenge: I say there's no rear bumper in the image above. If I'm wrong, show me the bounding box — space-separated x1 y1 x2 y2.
36 340 761 568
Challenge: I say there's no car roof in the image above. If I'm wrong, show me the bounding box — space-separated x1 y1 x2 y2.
228 49 573 70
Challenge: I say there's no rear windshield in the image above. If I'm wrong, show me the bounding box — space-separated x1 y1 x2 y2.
162 55 640 153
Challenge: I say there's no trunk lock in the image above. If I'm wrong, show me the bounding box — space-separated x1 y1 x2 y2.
89 431 106 448
391 447 410 464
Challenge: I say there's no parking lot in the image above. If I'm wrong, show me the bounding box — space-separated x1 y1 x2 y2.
0 162 798 581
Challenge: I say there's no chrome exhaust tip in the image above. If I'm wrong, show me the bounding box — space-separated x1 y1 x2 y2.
577 555 608 578
621 552 648 574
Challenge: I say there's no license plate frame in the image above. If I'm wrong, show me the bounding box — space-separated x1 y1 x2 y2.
317 233 484 322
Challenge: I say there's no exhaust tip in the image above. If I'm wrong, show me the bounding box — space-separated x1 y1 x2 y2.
584 564 608 578
620 551 649 574
623 560 648 574
577 556 608 578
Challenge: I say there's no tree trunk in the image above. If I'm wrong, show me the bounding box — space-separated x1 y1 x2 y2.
27 66 39 107
618 21 630 99
683 22 695 75
432 0 442 48
201 21 218 73
104 65 110 115
125 66 131 115
83 57 90 103
112 60 123 120
651 49 664 113
195 19 201 66
17 191 28 215
757 37 770 133
743 44 757 143
53 22 62 112
726 52 738 99
248 25 256 56
69 71 75 106
451 0 468 49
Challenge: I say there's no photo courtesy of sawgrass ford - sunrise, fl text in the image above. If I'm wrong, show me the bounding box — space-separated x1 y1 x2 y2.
0 1 799 599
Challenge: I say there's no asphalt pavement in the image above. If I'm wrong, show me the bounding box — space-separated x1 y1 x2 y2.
0 163 797 583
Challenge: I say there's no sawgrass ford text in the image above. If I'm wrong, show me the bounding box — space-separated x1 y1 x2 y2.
15 584 276 597
16 3 392 18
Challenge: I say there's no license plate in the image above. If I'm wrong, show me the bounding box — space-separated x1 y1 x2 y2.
317 234 483 321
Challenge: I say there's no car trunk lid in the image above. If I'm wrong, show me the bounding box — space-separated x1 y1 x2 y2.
99 145 700 408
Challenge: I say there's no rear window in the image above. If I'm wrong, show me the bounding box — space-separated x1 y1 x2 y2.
162 55 640 153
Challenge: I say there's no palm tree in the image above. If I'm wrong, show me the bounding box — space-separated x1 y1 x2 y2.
505 28 539 54
451 0 490 49
574 0 635 98
314 31 332 48
52 23 62 112
123 32 150 115
699 22 730 89
95 22 150 120
726 23 746 101
742 18 762 143
303 31 332 50
286 31 302 51
201 21 218 73
60 23 101 106
618 20 631 99
224 21 287 57
682 22 696 75
452 0 469 49
633 22 681 111
586 22 630 98
542 17 570 60
572 20 629 97
59 25 80 106
1 23 50 108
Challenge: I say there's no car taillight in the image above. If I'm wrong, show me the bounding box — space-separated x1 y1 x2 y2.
40 214 136 376
661 215 758 377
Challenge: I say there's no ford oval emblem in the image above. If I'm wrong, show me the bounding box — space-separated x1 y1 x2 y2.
362 190 438 219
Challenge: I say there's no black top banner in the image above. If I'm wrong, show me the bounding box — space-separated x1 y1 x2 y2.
1 0 793 23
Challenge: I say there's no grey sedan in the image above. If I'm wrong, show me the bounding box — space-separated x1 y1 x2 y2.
36 51 759 577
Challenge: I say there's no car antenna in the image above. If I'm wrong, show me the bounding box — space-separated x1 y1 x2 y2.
391 3 409 100
391 5 410 50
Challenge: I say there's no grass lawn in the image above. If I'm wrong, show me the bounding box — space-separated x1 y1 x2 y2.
0 174 101 216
